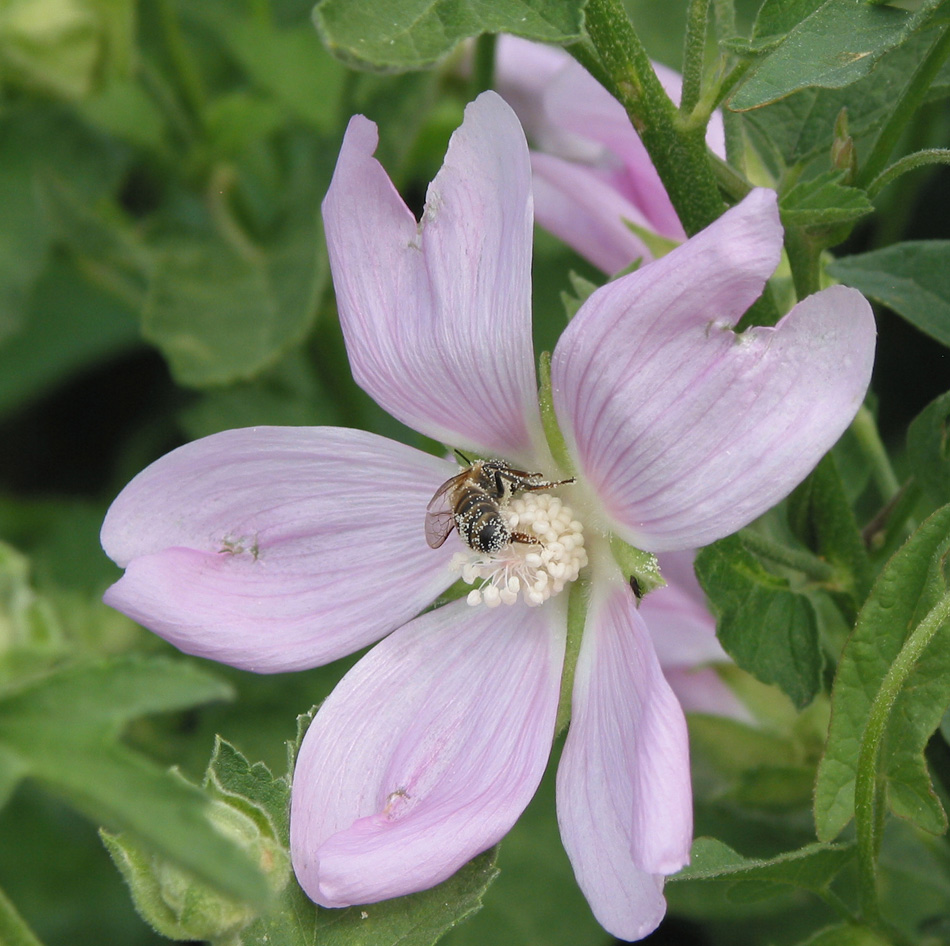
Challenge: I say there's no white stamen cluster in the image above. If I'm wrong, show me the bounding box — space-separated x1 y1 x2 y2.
450 493 587 607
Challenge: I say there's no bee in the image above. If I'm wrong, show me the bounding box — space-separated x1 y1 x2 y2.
425 457 573 553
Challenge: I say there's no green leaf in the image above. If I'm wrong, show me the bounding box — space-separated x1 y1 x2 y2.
787 453 873 610
695 534 822 708
0 884 43 946
143 204 325 387
0 104 127 346
77 76 166 149
688 715 817 812
104 739 291 943
827 241 950 348
797 922 892 946
907 390 950 507
0 656 271 906
731 0 944 110
672 837 855 900
815 504 950 841
0 257 141 419
309 852 499 946
779 171 874 228
0 0 101 99
747 0 826 49
225 21 347 132
742 27 948 168
313 0 585 72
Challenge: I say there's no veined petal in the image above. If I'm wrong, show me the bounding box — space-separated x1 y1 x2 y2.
544 58 685 241
640 551 725 668
290 596 566 906
101 427 458 672
642 552 750 721
323 91 544 466
557 578 691 940
552 190 876 551
531 152 657 276
663 666 751 720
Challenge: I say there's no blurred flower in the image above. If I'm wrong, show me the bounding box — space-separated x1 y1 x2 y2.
101 93 874 940
495 35 725 275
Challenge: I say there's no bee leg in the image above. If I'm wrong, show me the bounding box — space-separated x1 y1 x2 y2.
521 476 576 492
511 531 542 545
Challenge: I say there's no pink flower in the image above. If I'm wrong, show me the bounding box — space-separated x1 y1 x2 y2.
641 551 751 721
100 93 874 940
494 36 725 275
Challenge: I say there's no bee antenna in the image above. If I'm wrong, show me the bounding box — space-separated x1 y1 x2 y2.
454 449 473 465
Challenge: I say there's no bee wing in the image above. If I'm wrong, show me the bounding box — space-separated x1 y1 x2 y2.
425 472 464 549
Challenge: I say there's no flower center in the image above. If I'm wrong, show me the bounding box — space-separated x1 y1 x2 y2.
449 493 587 607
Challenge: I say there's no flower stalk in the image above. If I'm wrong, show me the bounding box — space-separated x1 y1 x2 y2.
581 0 725 236
856 22 950 191
853 588 950 928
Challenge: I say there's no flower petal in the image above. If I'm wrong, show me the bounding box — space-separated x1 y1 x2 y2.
543 58 686 241
531 152 657 276
290 596 566 906
640 551 725 668
552 189 876 551
323 91 544 465
663 666 751 720
101 427 458 672
557 577 692 940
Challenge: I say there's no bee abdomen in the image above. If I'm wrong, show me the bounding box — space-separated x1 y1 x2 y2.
455 492 510 553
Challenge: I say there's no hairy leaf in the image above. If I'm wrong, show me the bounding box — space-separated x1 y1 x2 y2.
695 534 822 708
313 0 585 72
731 0 943 110
0 656 270 906
815 504 950 841
828 241 950 348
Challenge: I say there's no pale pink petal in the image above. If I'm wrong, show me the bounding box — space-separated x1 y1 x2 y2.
552 189 876 551
531 152 656 275
290 596 566 906
493 35 571 144
557 578 691 940
663 666 752 720
495 40 728 273
323 91 544 466
642 552 751 721
640 551 725 668
101 427 458 672
544 60 685 241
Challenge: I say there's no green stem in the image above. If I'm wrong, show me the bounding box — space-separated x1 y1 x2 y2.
139 55 198 145
737 529 835 582
784 225 822 301
0 887 45 946
709 151 753 203
157 0 207 121
555 578 589 734
712 0 736 40
868 148 950 199
708 56 753 112
581 0 725 236
472 33 496 96
856 23 950 190
851 405 901 501
853 588 950 925
208 165 263 263
680 0 711 116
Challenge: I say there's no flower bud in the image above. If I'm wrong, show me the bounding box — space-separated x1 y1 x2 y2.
102 795 289 942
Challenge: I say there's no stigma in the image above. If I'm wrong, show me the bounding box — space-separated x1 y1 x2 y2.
449 493 587 607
